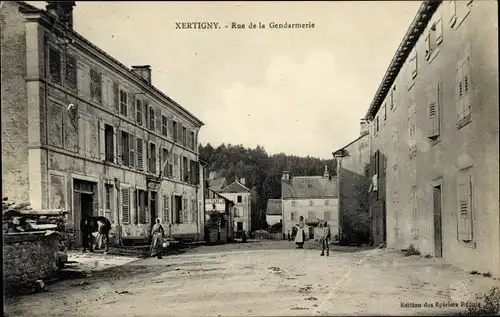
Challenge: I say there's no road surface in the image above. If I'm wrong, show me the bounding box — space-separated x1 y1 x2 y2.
4 240 498 316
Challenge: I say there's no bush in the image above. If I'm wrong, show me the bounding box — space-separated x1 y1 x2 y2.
466 286 500 316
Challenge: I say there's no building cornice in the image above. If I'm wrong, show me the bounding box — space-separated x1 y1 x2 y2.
364 0 441 120
332 133 369 157
17 1 204 128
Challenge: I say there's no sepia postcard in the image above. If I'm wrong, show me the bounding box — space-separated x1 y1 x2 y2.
1 0 499 316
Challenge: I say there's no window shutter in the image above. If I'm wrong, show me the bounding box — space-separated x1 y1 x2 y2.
136 138 143 170
427 83 440 138
456 58 464 121
435 19 443 44
117 131 123 165
129 134 135 168
177 124 183 145
163 195 170 224
113 82 119 113
457 173 473 241
155 108 162 134
425 34 430 59
98 120 106 160
144 101 149 128
463 47 471 119
121 188 130 223
195 162 200 185
168 117 174 140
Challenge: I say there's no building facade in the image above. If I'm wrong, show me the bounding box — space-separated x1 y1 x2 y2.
265 199 282 227
1 1 204 247
332 121 371 245
365 0 499 274
217 179 252 234
204 188 234 243
281 170 339 241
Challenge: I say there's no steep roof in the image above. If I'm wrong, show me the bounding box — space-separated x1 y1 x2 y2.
219 180 250 193
208 177 226 191
282 176 337 199
266 199 282 216
364 0 440 120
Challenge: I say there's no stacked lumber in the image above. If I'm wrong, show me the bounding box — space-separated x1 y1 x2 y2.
2 197 68 234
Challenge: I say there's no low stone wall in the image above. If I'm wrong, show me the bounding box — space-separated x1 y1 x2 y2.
3 232 60 295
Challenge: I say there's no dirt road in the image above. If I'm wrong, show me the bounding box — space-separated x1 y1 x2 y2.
4 241 498 316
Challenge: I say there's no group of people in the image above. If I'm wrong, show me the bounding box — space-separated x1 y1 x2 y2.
288 216 331 256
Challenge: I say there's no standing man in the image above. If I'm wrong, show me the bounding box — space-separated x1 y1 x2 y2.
321 221 331 256
80 215 93 253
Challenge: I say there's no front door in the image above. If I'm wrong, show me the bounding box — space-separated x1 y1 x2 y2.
73 179 97 247
174 195 182 224
150 191 157 225
309 226 314 240
433 185 443 257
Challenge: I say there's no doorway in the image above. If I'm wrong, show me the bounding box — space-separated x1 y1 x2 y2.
150 191 157 226
73 179 97 247
174 195 182 224
237 222 243 231
433 185 443 257
308 226 314 240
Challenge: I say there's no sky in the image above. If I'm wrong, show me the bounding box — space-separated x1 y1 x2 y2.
28 1 422 159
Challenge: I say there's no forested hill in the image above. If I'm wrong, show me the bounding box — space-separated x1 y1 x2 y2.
199 143 337 229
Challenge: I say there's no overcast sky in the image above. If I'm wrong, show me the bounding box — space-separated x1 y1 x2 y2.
29 1 422 159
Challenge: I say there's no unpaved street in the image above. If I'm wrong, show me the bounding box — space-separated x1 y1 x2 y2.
4 241 498 316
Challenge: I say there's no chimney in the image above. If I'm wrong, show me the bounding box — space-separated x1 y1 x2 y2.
131 65 152 84
323 165 329 179
360 119 370 136
46 1 76 29
282 171 290 181
239 178 245 186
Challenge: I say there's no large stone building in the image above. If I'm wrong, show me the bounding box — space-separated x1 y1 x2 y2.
365 0 499 274
281 169 339 241
1 1 205 246
332 121 371 245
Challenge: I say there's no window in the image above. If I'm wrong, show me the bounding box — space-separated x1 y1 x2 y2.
65 53 77 90
375 116 379 133
409 49 417 79
163 195 170 224
457 45 472 129
309 200 313 206
183 156 189 182
105 184 114 222
118 131 130 166
121 188 130 224
457 169 473 242
162 148 169 177
291 201 296 207
182 126 187 146
389 89 395 111
425 18 442 61
48 47 62 84
113 82 119 113
136 138 143 170
90 69 102 102
323 211 330 221
148 106 155 131
308 211 315 220
191 199 197 223
160 115 168 137
383 103 387 121
324 200 329 206
291 212 296 221
119 89 128 116
104 124 114 162
148 143 157 173
448 0 457 27
426 82 441 140
173 121 178 142
136 99 143 125
374 150 380 176
237 195 242 203
408 103 417 158
450 0 473 29
190 131 195 150
183 197 189 223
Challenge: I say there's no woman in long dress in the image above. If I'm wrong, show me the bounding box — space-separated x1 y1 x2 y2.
294 216 306 249
150 218 165 258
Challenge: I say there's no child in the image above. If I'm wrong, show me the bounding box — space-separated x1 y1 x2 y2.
321 221 331 256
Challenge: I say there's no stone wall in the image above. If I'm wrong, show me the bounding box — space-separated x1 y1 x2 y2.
3 232 60 294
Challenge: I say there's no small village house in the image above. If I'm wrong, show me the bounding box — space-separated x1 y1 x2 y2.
215 178 252 236
1 1 205 247
204 188 234 243
364 0 499 275
281 169 339 241
332 120 371 245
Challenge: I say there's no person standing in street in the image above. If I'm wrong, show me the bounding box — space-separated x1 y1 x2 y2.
321 221 331 256
150 218 165 259
294 216 306 249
